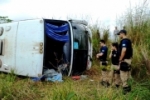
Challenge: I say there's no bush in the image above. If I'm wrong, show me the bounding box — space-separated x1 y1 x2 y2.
116 0 150 78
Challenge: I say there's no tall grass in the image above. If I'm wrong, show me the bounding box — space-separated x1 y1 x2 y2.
0 73 150 100
117 0 150 78
90 23 110 63
90 24 101 58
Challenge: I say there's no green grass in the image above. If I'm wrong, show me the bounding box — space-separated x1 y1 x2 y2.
0 65 150 100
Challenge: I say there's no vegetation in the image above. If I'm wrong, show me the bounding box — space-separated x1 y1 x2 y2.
118 0 150 78
0 1 150 99
0 16 12 24
0 72 150 100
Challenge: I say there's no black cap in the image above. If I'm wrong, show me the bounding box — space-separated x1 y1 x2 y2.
99 40 105 44
117 30 127 35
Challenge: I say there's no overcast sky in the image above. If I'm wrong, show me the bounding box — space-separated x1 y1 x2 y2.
0 0 146 33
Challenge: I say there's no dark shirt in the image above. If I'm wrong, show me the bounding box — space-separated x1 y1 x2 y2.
111 50 119 65
99 46 108 61
119 38 133 59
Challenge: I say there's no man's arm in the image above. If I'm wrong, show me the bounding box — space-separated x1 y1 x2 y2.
109 50 112 58
96 53 103 58
119 40 128 62
119 47 126 61
96 47 107 58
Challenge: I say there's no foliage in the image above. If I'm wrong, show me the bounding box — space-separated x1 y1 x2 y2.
0 72 150 100
0 16 12 24
117 0 150 78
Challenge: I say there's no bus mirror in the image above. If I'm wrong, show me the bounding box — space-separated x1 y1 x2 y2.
73 26 77 29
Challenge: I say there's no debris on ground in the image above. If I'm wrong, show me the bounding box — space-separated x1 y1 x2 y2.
71 75 89 80
31 69 63 82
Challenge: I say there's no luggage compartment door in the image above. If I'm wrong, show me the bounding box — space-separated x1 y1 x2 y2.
16 19 44 77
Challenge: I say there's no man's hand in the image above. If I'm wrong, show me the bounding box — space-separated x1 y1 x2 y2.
96 53 103 59
119 61 122 65
109 50 113 58
96 54 99 58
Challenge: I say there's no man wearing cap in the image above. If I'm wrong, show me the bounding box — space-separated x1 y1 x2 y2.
117 30 133 94
96 40 109 87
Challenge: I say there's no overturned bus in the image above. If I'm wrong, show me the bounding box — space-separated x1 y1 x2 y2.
0 19 92 77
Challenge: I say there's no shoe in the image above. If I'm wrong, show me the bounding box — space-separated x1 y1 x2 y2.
116 85 120 88
123 86 131 95
106 82 110 87
100 81 105 86
100 81 110 87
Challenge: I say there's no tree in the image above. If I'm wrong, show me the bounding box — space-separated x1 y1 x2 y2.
0 16 12 24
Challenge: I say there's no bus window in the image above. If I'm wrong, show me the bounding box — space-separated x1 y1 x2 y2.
74 31 88 50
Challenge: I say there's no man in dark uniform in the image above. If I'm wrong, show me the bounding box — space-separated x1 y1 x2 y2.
109 42 122 87
96 40 109 86
117 30 133 94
